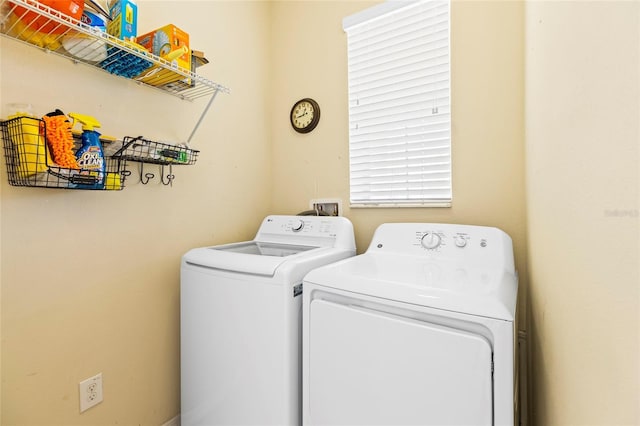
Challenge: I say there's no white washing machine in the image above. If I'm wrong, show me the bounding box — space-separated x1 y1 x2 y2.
303 223 518 426
181 215 356 426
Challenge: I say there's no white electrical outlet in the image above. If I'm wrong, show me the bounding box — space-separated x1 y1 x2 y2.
79 373 103 413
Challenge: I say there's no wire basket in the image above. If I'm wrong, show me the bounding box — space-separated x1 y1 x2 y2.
0 116 127 190
112 136 199 165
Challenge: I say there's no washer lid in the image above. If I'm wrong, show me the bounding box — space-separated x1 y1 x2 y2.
182 215 355 277
304 252 517 321
183 241 320 276
213 241 315 257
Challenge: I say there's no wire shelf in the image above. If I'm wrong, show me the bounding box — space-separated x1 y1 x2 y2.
0 0 230 101
113 136 199 166
1 116 128 190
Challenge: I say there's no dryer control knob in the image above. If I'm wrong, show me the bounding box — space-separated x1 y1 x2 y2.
421 231 441 250
454 235 467 248
292 219 304 232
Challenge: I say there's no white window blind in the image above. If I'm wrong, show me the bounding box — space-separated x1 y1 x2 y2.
344 0 451 207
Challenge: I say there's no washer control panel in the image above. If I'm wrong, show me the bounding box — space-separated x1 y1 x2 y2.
255 215 356 250
277 217 338 236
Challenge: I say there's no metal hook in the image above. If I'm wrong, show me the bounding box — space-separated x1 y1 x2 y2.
139 163 155 185
160 164 175 186
120 169 132 188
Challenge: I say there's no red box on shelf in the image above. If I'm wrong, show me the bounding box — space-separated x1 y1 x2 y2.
11 0 84 34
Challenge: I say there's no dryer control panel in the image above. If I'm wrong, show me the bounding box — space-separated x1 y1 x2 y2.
369 223 515 273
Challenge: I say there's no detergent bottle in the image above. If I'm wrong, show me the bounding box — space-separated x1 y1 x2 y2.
69 112 105 189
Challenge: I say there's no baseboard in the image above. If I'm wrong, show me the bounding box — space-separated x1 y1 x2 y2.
161 415 180 426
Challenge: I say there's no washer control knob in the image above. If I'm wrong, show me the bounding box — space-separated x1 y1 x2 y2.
421 231 441 250
454 235 467 248
291 219 304 232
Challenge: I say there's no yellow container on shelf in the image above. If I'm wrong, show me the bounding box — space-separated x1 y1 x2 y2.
5 13 62 50
104 172 121 190
6 114 49 178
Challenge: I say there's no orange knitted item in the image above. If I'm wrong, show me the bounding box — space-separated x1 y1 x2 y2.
43 112 79 169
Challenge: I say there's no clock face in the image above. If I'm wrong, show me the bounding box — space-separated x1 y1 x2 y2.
290 98 320 133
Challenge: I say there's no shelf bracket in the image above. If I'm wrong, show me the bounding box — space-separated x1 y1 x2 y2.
187 88 221 144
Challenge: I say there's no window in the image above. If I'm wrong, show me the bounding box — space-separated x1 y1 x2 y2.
344 0 451 207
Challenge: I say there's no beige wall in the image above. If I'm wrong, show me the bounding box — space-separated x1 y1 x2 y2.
269 0 528 322
2 1 529 422
525 1 640 424
0 1 271 424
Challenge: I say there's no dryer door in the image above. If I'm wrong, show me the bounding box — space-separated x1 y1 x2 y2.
308 299 493 426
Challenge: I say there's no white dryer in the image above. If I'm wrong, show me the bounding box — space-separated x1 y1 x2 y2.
303 223 518 426
181 215 355 426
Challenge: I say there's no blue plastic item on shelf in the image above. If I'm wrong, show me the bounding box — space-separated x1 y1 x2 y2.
100 46 152 78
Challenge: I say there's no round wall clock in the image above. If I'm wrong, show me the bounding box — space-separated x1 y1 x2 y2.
290 98 321 133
